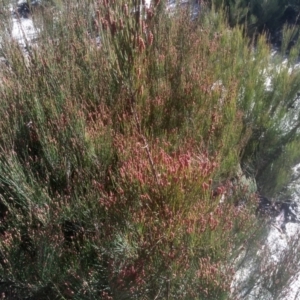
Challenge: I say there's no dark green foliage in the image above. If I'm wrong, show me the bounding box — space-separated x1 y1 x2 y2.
210 0 300 43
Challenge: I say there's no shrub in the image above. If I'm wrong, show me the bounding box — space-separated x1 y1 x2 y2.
0 0 299 299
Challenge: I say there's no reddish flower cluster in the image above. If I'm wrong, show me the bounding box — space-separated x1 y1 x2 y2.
116 135 218 195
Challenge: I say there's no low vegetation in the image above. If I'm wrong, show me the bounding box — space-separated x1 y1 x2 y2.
0 0 299 299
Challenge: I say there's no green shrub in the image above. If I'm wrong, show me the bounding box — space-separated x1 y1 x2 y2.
0 0 299 299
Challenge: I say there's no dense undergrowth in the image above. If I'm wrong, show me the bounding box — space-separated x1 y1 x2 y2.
0 0 299 299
